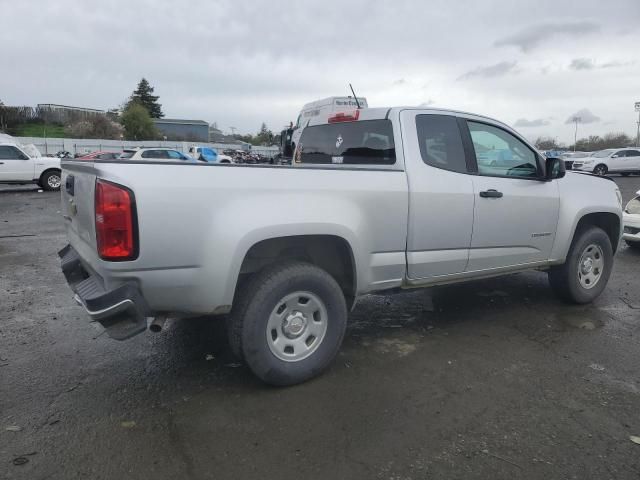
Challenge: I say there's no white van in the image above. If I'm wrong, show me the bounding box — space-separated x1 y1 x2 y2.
291 96 368 154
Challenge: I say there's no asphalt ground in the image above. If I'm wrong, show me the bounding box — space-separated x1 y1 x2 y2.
1 176 639 479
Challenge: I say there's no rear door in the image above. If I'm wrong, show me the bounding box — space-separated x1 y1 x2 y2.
0 145 33 181
463 120 560 271
608 150 628 172
400 111 475 279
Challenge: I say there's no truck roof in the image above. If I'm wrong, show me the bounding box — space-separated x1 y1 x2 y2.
305 106 514 132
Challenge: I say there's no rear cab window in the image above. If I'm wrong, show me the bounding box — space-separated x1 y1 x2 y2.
296 119 395 166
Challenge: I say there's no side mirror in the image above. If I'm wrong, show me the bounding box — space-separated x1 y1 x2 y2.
545 157 566 180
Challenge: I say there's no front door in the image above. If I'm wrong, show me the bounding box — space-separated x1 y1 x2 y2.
464 120 560 271
0 145 33 181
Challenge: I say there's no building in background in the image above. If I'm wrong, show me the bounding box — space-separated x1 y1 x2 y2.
153 118 209 142
37 104 105 115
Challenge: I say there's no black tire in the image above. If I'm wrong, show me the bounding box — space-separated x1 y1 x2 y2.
593 164 608 176
625 240 640 251
548 226 613 304
621 172 630 177
229 261 347 386
40 170 61 191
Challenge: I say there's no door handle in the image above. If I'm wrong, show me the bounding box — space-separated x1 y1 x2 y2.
479 189 503 198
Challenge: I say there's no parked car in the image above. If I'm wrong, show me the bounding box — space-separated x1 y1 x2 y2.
623 190 640 250
571 148 640 176
0 141 61 190
119 148 194 162
188 146 234 164
59 106 622 386
77 151 121 161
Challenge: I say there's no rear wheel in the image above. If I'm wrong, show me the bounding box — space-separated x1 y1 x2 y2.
593 164 608 176
229 261 347 386
549 226 613 303
40 170 61 191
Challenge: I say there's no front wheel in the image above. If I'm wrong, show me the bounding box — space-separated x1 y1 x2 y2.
548 226 613 304
593 164 608 176
229 262 347 386
41 170 61 191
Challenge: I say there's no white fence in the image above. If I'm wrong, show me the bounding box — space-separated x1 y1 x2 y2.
15 137 280 158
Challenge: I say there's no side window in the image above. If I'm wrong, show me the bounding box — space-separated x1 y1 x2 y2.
613 150 626 158
415 115 467 173
468 121 539 178
626 150 640 157
142 150 169 159
0 146 28 160
167 150 185 160
298 120 395 165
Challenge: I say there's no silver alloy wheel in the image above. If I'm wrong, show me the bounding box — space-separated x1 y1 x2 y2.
594 165 607 176
47 174 61 189
577 243 604 289
266 291 328 362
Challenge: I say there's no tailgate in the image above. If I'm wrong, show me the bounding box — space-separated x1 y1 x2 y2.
60 161 98 254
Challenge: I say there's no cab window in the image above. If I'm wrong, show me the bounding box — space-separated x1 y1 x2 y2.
468 121 539 179
297 120 395 165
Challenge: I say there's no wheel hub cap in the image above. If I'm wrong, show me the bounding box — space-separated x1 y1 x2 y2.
282 312 307 338
266 291 328 362
577 243 604 290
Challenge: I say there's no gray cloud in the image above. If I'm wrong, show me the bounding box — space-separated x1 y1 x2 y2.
419 99 436 107
392 79 407 86
570 58 635 70
569 58 595 70
565 109 601 124
495 21 600 52
457 61 518 81
514 118 551 127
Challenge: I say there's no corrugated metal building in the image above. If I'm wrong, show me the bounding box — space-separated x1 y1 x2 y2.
153 118 209 142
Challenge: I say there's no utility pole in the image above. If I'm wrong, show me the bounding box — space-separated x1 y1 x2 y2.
572 116 581 152
229 126 237 136
635 102 640 147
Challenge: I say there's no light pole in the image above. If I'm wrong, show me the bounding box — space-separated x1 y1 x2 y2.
572 116 581 152
635 102 640 147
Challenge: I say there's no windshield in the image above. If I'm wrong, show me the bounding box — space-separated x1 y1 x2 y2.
119 151 135 159
592 150 614 158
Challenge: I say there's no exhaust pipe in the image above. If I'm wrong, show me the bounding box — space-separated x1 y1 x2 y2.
149 315 167 333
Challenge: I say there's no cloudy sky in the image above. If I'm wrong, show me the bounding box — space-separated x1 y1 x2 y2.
2 0 639 143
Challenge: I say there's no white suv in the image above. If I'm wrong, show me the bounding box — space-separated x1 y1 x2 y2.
119 148 195 162
571 148 640 176
0 142 62 190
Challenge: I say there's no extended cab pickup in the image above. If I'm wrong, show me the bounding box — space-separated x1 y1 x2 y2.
59 107 623 385
0 141 62 190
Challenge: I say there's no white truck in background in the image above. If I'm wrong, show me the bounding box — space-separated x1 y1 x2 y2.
290 96 368 155
0 135 62 190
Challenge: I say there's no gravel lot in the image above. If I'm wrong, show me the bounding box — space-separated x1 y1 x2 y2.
1 177 639 479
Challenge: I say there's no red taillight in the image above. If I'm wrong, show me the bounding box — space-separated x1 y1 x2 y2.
95 179 137 261
328 110 360 123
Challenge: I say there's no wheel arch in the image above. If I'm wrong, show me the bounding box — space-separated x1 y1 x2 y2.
572 212 621 254
233 234 358 309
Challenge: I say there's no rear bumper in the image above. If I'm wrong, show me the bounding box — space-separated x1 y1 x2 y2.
59 244 149 340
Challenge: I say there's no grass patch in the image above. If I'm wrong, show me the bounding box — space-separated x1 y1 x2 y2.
14 123 66 138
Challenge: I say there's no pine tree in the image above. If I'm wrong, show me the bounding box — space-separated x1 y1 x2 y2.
128 78 164 118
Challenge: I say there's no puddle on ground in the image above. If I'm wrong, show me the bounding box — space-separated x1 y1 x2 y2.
556 309 606 330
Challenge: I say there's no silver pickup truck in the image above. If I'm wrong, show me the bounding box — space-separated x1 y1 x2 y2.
59 107 623 385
